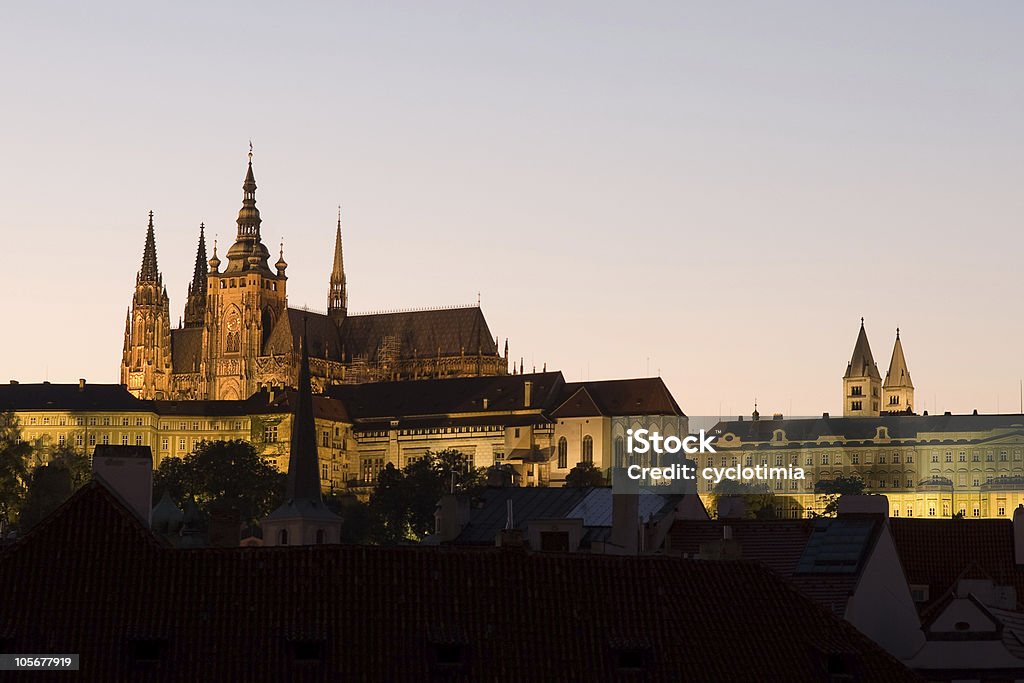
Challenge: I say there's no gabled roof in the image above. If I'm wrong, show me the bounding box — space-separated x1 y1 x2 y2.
0 484 916 681
0 382 151 411
889 517 1024 613
554 377 685 417
667 516 883 616
845 321 881 380
448 486 679 546
264 308 344 361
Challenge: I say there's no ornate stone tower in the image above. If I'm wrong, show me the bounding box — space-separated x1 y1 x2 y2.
203 148 288 400
121 212 173 399
843 318 881 417
327 207 347 323
182 223 207 328
883 328 914 414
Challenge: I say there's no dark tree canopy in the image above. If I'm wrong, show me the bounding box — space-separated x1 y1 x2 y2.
564 461 606 488
0 412 32 530
367 449 483 543
814 474 867 517
153 440 285 522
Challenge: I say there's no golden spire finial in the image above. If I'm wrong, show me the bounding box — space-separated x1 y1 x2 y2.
248 140 253 162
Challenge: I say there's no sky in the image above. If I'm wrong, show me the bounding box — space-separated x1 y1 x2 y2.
1 2 1022 417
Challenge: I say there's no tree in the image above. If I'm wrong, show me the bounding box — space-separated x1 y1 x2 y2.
565 461 606 488
48 445 91 491
814 474 867 517
17 464 72 531
0 412 32 532
367 449 484 543
153 440 285 523
711 480 776 519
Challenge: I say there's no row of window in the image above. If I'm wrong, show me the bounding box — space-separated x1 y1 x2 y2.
556 436 593 469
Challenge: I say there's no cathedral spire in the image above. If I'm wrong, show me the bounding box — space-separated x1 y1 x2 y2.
884 328 913 389
183 223 208 328
139 211 160 283
224 146 271 273
286 320 323 503
328 205 348 319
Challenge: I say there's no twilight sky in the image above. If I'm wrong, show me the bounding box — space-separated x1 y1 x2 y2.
1 2 1022 417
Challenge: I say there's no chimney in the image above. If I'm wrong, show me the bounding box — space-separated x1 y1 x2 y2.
837 494 889 519
1014 505 1024 565
524 381 533 407
611 472 641 554
505 498 514 529
434 494 471 542
91 445 154 527
717 496 747 520
9 380 17 385
78 378 86 391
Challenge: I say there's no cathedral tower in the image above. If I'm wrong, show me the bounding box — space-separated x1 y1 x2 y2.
182 223 207 328
328 207 347 323
203 148 288 400
121 211 173 399
843 318 881 417
883 328 914 414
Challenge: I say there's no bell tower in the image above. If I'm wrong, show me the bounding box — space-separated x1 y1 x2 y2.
883 328 914 414
204 146 288 400
121 211 173 399
843 318 881 417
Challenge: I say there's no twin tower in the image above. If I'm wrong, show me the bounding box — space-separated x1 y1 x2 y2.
842 319 914 417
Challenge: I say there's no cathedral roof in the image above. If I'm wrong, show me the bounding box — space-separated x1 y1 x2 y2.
884 329 913 390
844 319 881 380
264 309 343 360
340 306 499 363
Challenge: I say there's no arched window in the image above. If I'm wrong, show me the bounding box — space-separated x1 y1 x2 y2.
279 529 288 545
315 529 325 545
614 437 625 468
557 437 568 469
583 436 593 464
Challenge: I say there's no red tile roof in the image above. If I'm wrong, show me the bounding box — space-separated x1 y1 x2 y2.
0 483 916 681
889 517 1024 612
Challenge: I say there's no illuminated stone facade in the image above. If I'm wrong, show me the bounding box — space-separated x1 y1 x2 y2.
121 151 507 401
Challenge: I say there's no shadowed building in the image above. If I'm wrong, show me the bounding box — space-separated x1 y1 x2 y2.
121 150 507 401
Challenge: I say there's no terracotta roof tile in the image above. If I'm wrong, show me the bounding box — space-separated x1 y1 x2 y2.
0 483 917 681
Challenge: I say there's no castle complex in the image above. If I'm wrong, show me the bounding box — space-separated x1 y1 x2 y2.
120 151 506 401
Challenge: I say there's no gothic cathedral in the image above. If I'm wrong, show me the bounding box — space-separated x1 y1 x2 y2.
121 151 508 400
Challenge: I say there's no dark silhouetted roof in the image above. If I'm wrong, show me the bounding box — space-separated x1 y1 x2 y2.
0 482 916 681
711 414 1024 445
667 517 882 616
0 383 150 412
326 372 565 420
890 517 1024 614
555 377 685 417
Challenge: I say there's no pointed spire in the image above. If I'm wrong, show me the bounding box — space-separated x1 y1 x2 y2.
286 318 324 504
139 211 159 282
884 328 914 389
328 206 348 317
183 224 208 328
844 318 881 380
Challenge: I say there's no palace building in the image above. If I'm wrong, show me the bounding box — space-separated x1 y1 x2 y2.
705 320 1024 519
120 150 507 401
